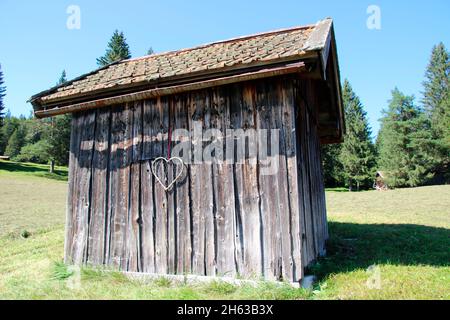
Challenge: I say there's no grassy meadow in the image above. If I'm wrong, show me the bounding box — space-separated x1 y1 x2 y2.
0 160 449 299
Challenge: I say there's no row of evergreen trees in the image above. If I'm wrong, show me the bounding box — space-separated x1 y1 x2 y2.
0 72 72 165
0 32 447 189
322 43 449 190
0 30 135 165
0 64 5 126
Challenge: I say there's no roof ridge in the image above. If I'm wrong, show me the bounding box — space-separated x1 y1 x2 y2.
123 22 320 63
30 18 333 106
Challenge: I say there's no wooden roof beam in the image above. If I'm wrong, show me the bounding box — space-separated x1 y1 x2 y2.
34 62 306 118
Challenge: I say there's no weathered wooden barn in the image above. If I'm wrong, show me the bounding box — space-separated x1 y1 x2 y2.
30 18 344 284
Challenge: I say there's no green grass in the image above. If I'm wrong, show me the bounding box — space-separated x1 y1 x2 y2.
325 187 349 192
0 161 67 237
0 230 307 299
311 186 450 299
0 161 449 299
0 160 68 181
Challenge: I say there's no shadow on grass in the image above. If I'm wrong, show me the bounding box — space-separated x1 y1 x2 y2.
325 188 377 193
325 187 349 193
0 161 68 181
309 222 450 279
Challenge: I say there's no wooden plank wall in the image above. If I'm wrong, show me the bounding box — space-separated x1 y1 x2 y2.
65 76 328 282
294 78 328 265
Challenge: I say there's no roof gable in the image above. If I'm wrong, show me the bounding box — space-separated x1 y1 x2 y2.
30 18 344 144
30 18 333 108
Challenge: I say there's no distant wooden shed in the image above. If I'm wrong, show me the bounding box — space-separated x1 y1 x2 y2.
30 18 344 284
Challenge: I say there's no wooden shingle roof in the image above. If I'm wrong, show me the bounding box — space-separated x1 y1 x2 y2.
30 18 334 109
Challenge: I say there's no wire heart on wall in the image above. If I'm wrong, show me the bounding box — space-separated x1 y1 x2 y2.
151 157 185 191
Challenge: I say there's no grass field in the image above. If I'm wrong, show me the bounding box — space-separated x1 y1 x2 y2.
0 161 67 237
0 160 449 300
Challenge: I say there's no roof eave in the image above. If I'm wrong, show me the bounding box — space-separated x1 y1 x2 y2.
34 62 308 118
32 53 319 113
28 60 124 108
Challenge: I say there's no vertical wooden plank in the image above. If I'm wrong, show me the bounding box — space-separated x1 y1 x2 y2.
140 99 156 273
309 119 322 258
305 108 317 264
203 92 216 277
296 81 316 266
305 106 320 261
255 81 278 280
173 94 192 274
228 85 244 276
153 97 168 274
188 92 202 275
69 113 84 265
108 104 132 270
167 98 177 274
128 162 141 271
188 90 215 276
292 80 307 268
317 137 326 254
310 110 328 255
305 79 322 258
312 81 329 248
272 80 294 282
234 83 262 278
304 104 318 264
64 113 83 263
71 111 96 265
311 78 327 258
211 87 236 277
318 136 329 242
259 80 293 282
106 108 118 267
87 108 111 266
127 101 143 271
280 78 303 282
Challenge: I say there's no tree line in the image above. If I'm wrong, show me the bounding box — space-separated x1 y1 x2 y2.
322 42 449 190
0 71 72 165
0 32 448 189
0 30 136 166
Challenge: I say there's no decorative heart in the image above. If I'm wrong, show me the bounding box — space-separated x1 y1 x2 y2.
151 157 185 191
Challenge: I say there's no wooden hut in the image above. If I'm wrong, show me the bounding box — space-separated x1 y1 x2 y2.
30 18 344 284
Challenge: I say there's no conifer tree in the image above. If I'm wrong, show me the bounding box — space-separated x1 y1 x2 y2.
422 43 450 182
58 70 67 85
97 30 131 67
0 111 16 155
321 143 343 187
46 70 71 166
0 63 6 125
377 88 435 187
5 125 26 158
339 80 376 191
45 114 71 166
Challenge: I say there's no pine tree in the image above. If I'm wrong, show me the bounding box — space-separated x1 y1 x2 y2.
377 88 435 187
96 30 131 67
0 63 6 125
321 143 343 187
46 70 71 166
0 111 16 155
339 80 376 191
422 43 450 182
58 70 67 85
5 125 26 158
147 47 154 55
45 114 71 166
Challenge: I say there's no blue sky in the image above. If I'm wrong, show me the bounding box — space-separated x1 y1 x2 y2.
0 0 449 136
